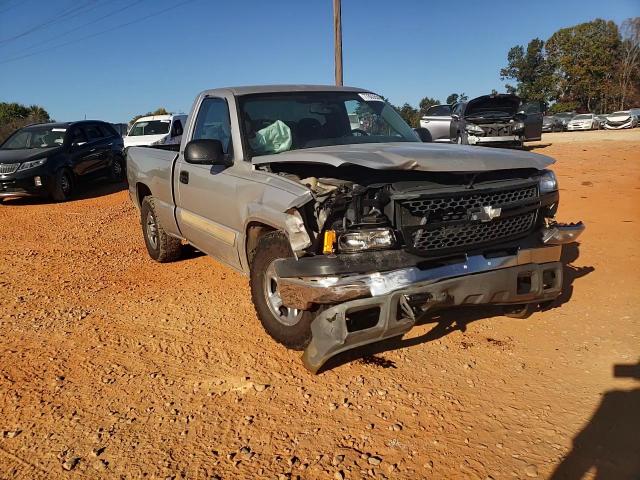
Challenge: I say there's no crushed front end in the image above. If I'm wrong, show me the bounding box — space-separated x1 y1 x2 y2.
270 164 584 372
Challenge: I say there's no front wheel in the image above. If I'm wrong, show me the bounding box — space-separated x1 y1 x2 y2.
50 168 73 202
250 231 316 350
109 156 125 182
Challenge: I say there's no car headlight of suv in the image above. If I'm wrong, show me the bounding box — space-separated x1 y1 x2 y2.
17 158 47 171
465 124 484 135
539 170 558 193
512 121 525 132
337 228 396 253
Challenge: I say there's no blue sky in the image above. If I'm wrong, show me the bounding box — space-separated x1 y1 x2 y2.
0 0 637 123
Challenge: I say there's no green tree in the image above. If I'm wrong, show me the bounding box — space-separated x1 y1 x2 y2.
546 19 621 111
0 102 51 143
445 93 467 104
396 103 420 127
418 96 441 116
500 38 554 103
130 107 171 126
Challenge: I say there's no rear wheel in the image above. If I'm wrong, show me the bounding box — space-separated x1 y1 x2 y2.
50 168 73 202
249 231 316 350
109 156 125 182
141 197 182 262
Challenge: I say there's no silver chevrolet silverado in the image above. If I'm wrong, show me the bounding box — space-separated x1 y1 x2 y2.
127 85 584 372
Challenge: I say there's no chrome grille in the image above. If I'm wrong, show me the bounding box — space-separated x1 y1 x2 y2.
0 163 19 175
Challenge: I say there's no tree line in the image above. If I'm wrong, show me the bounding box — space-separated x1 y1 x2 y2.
0 102 51 143
395 16 639 126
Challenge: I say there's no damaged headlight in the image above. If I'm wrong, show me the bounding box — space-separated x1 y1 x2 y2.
539 170 558 193
465 124 484 135
337 228 396 253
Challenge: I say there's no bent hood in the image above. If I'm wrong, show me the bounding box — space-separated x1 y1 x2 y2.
465 94 521 118
0 147 61 164
607 113 631 122
252 142 554 172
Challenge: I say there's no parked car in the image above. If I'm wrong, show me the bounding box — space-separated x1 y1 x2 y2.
449 94 543 147
542 115 563 133
595 114 609 127
124 114 188 148
0 121 125 202
553 112 576 131
126 85 584 372
604 110 639 129
419 104 453 142
111 123 129 137
567 113 600 131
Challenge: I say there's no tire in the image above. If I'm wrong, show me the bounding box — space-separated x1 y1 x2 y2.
109 155 125 182
249 231 316 350
50 168 73 202
140 196 182 262
502 303 535 319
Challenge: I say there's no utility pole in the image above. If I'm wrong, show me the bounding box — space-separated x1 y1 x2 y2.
333 0 343 86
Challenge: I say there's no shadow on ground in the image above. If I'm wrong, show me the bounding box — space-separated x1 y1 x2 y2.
1 179 126 206
549 362 640 480
319 242 594 373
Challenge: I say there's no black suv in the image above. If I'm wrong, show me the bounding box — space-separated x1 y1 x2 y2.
0 121 125 202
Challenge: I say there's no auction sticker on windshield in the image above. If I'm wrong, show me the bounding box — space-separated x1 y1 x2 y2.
359 93 384 102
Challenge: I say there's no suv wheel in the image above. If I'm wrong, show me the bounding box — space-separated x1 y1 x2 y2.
109 156 125 182
51 168 73 202
250 231 316 350
141 196 182 262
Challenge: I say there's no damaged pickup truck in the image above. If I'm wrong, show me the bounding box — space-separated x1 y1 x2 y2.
126 85 584 372
450 94 543 147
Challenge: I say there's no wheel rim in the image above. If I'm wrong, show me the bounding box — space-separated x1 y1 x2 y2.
264 261 302 326
112 160 123 177
146 211 159 250
60 173 71 194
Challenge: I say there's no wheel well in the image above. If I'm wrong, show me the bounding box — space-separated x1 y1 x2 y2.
136 183 152 207
246 222 276 266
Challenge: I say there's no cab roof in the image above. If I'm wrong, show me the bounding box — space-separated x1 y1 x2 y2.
202 84 371 97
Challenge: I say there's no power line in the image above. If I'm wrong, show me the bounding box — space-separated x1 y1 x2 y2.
0 0 100 45
0 0 29 15
0 0 196 65
9 0 145 53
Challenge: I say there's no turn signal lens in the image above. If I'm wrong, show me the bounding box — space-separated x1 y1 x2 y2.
323 230 336 254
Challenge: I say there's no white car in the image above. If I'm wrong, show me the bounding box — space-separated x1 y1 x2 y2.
124 114 188 148
604 110 639 130
566 113 600 131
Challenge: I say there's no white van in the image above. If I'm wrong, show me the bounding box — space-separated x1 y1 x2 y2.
124 114 188 148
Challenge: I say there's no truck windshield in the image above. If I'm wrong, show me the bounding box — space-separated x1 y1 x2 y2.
1 125 66 150
128 120 170 136
238 92 419 157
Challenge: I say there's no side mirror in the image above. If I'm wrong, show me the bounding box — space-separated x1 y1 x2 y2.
184 139 229 166
413 127 432 143
450 113 459 120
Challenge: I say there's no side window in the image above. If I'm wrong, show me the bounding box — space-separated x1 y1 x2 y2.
98 124 116 138
69 127 88 146
171 119 183 137
85 125 102 141
192 98 231 153
452 103 462 115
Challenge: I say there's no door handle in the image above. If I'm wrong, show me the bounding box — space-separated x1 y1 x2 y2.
179 171 189 184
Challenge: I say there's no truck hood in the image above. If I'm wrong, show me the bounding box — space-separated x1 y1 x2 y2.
465 94 521 118
0 147 60 164
252 142 554 172
124 134 168 148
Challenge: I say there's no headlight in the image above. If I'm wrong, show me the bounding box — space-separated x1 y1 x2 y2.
337 228 396 253
512 121 525 132
17 158 47 171
539 170 558 193
465 124 484 135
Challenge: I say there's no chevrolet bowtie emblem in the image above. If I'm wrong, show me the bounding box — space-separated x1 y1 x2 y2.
470 206 502 222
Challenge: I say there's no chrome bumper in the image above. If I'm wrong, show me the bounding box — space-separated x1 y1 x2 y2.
467 135 520 144
278 245 563 311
